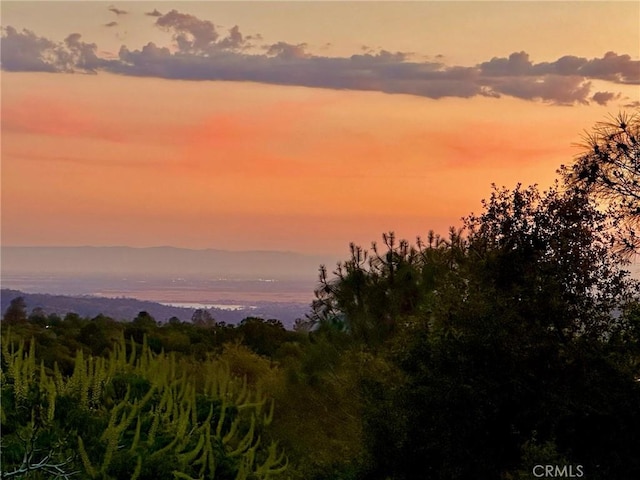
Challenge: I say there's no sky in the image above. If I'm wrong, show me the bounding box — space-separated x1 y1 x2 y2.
2 1 639 256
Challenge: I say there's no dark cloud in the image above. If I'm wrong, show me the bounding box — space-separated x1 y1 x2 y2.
266 42 310 60
544 55 588 76
577 51 639 84
350 50 408 64
483 75 592 105
2 11 636 107
154 11 252 54
108 5 128 16
155 9 220 54
218 26 246 50
104 21 118 28
114 46 480 99
145 9 163 17
591 91 621 106
480 51 534 76
0 27 113 74
64 33 106 73
117 43 173 77
0 26 70 72
482 51 640 84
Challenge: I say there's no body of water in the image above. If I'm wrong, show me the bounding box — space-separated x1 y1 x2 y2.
1 274 318 306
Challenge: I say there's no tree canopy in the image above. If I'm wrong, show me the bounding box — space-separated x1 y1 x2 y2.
309 180 640 479
560 110 640 254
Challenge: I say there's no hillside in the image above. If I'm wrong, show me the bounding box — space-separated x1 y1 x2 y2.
0 289 309 328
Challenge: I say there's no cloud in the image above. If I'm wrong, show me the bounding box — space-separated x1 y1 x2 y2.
482 75 593 105
218 26 246 50
155 9 220 54
2 10 637 106
481 51 640 84
577 51 639 84
145 9 163 17
0 26 71 72
591 91 621 106
153 11 252 53
266 42 310 59
480 51 534 76
108 5 128 16
246 33 263 42
64 33 107 73
1 27 119 74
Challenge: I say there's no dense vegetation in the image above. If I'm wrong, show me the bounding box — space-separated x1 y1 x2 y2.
2 113 640 479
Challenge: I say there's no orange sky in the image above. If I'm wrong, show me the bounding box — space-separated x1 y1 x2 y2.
2 2 639 255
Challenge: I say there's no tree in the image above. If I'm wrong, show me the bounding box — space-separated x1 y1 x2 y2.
560 110 640 254
313 182 640 479
463 183 635 342
309 231 459 348
449 184 640 478
28 307 48 326
238 317 287 357
191 308 216 328
132 311 156 328
78 321 110 356
3 296 27 324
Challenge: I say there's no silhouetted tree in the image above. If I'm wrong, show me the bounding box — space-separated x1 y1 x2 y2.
28 307 48 326
316 182 640 479
191 308 216 328
560 110 640 254
132 310 156 328
309 231 461 347
463 183 635 342
124 311 158 346
238 317 287 357
78 321 110 356
3 296 27 324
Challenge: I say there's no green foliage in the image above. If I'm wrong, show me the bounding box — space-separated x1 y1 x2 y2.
237 318 288 358
310 231 459 348
264 345 366 480
311 182 640 479
1 333 287 480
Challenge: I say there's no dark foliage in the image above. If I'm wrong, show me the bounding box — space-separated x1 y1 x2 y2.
560 110 640 254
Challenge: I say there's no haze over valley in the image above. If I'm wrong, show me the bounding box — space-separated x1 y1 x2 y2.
1 246 338 325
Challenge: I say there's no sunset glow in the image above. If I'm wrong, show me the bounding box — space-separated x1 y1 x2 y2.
2 2 639 255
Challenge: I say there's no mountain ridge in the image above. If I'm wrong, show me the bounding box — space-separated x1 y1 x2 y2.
1 246 337 279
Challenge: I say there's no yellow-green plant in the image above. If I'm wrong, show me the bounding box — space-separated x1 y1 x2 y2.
1 332 287 479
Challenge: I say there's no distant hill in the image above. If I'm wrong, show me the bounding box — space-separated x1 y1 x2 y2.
1 246 336 280
0 289 310 328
